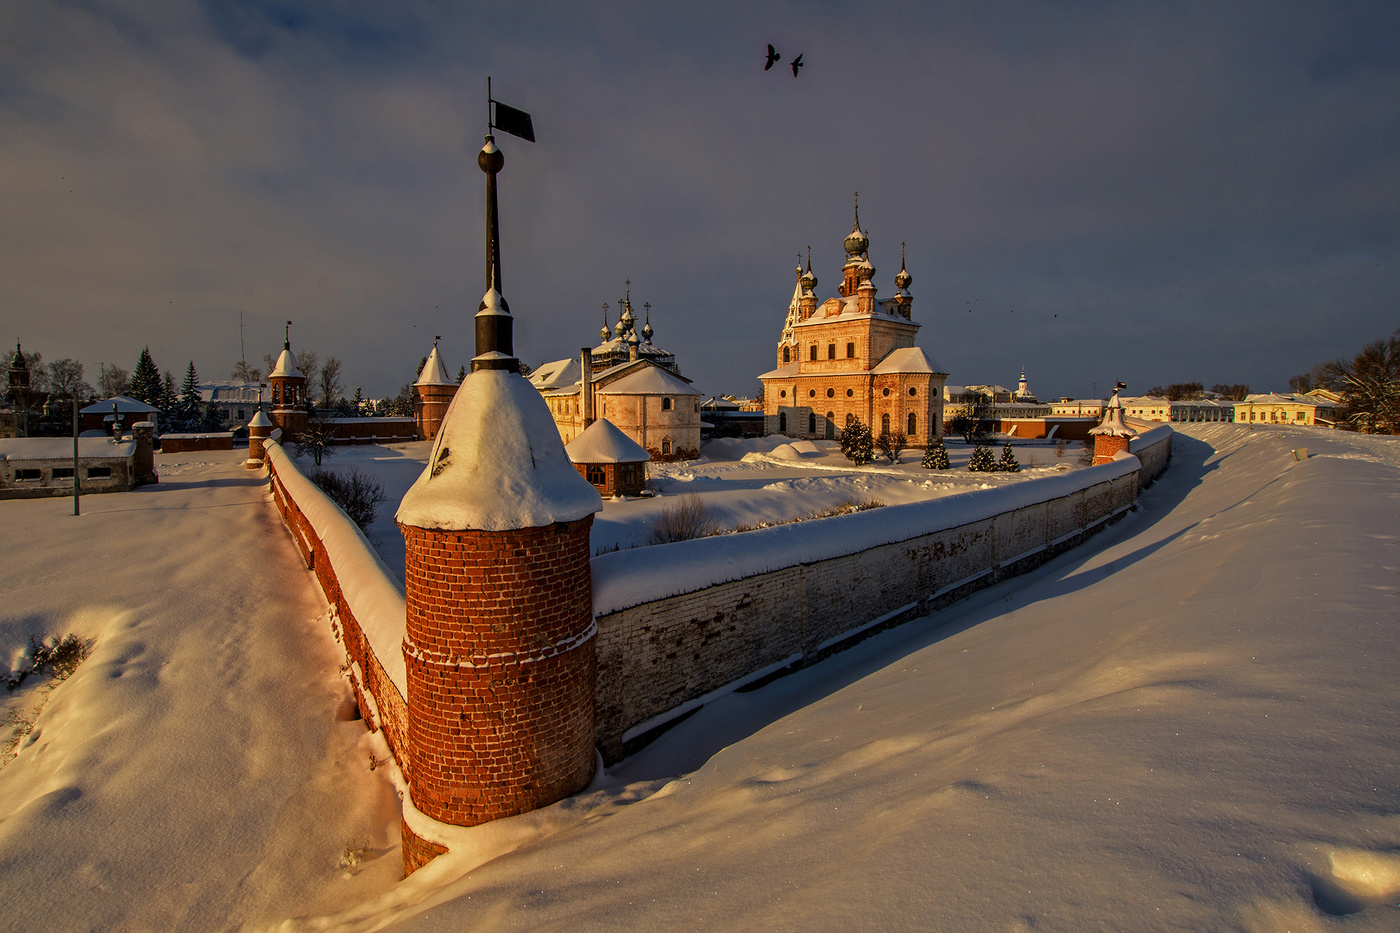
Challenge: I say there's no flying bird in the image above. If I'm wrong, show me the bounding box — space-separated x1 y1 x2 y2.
791 53 804 76
764 44 781 70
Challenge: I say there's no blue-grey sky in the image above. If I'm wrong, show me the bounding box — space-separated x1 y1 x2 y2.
3 1 1397 400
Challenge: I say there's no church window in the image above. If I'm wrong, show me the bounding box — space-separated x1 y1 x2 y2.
827 388 835 398
846 388 853 397
882 388 890 397
808 413 816 433
779 390 786 398
909 387 917 397
882 413 891 434
661 397 673 411
783 346 791 364
908 413 917 435
779 412 787 432
662 437 672 455
827 344 836 360
825 413 835 439
846 413 854 426
810 346 818 361
809 389 816 398
846 342 855 358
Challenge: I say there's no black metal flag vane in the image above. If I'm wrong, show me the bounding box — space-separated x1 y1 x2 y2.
488 77 535 142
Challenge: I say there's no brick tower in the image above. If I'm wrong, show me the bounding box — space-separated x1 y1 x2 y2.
1090 382 1136 464
413 337 457 441
267 323 308 442
247 387 273 468
396 134 603 874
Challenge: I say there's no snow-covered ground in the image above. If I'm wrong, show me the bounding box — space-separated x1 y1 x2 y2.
3 424 1398 931
322 435 1091 582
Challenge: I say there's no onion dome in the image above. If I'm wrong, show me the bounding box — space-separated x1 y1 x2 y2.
600 304 611 342
857 257 875 280
844 201 869 256
642 303 654 342
895 242 912 289
800 245 817 290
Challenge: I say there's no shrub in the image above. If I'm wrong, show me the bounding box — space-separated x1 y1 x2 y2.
649 493 717 544
922 438 950 469
6 633 89 691
998 444 1021 472
840 418 874 465
968 445 996 472
876 432 907 463
310 466 388 531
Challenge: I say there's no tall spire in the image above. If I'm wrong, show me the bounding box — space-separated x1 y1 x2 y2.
473 134 518 372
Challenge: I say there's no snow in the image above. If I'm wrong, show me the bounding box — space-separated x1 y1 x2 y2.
6 424 1400 931
565 418 650 464
248 410 273 428
396 369 602 531
269 347 303 378
595 365 698 397
78 395 158 415
0 437 135 460
413 344 452 387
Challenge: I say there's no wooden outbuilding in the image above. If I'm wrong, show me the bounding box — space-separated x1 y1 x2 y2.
565 417 650 498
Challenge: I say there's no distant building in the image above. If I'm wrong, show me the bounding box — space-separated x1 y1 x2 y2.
760 207 947 442
0 436 141 499
80 396 160 434
531 285 703 460
565 417 650 498
1234 392 1340 427
198 381 261 428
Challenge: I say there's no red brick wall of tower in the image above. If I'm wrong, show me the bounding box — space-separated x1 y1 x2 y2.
414 384 457 441
1092 434 1131 465
400 517 597 870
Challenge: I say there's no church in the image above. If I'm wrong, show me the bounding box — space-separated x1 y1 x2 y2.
759 206 947 443
530 284 703 461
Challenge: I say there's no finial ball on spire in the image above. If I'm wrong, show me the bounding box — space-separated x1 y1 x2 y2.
478 136 504 174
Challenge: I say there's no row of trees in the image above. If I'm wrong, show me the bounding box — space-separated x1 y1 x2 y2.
1290 329 1400 434
1142 383 1251 401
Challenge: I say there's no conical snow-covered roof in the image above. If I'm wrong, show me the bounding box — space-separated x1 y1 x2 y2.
248 410 273 428
565 418 650 464
415 343 452 386
1089 390 1136 438
397 369 601 531
269 348 303 378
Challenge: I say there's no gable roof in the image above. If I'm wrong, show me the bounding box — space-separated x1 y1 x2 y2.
80 395 159 415
595 363 699 397
565 418 651 464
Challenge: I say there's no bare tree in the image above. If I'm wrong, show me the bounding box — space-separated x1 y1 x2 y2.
99 363 130 399
46 359 91 401
317 357 344 409
1338 333 1400 434
949 393 994 443
231 359 261 382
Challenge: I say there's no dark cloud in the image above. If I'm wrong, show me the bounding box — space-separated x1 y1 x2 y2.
2 0 1396 400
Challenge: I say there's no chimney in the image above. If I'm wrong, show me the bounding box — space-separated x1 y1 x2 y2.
581 348 594 427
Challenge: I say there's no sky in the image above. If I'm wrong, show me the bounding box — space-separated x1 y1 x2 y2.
2 0 1397 401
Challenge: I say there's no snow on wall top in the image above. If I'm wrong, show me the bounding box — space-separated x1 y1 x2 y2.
871 346 946 376
595 365 699 397
414 344 453 387
396 369 602 531
565 418 651 464
591 455 1142 617
264 442 407 695
1 437 136 460
758 362 800 380
269 348 303 379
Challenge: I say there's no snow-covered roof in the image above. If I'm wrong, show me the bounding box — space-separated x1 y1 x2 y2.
758 362 800 380
248 410 273 428
530 358 582 392
414 344 453 387
396 369 602 532
565 418 651 464
596 365 700 397
269 348 303 379
1090 394 1136 437
871 347 946 375
1 437 136 460
701 397 740 411
80 396 158 415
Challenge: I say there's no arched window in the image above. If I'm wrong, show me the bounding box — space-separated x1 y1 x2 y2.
881 413 890 434
808 413 816 434
846 413 854 426
779 412 787 433
661 397 673 411
662 437 672 455
783 346 790 364
908 412 917 435
825 413 835 439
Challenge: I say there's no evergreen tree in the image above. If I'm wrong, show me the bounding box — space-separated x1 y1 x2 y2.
352 387 365 416
922 437 950 469
128 346 161 404
998 443 1021 472
178 361 203 430
456 365 466 384
158 370 179 428
839 418 874 465
968 444 996 472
